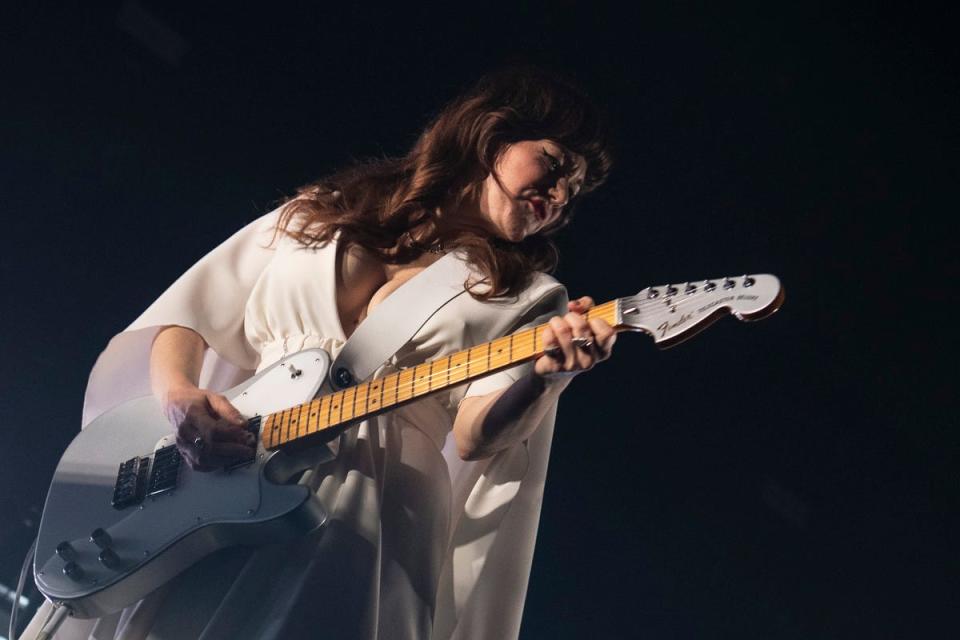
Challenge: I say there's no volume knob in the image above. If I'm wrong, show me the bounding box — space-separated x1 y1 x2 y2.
62 561 84 580
90 528 112 549
55 541 76 561
99 548 123 570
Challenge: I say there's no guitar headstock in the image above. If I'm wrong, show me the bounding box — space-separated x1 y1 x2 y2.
614 274 784 349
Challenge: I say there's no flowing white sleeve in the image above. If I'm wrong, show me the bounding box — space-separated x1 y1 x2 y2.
81 208 281 427
435 282 569 640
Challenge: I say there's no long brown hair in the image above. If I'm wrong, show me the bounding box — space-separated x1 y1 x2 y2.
274 66 613 300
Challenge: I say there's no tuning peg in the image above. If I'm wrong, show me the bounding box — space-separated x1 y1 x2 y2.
685 283 698 294
723 278 736 290
743 275 755 287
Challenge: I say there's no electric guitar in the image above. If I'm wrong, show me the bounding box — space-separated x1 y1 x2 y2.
34 274 784 618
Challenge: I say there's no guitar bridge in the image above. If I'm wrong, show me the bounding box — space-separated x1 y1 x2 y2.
112 455 150 509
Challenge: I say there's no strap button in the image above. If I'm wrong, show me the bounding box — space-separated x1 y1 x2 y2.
334 367 354 388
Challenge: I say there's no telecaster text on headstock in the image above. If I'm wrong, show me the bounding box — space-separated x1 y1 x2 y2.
697 295 735 314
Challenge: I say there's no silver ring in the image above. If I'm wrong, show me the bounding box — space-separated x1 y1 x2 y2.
193 436 205 451
571 336 594 350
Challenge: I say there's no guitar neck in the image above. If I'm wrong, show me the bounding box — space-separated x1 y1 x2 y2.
260 300 619 449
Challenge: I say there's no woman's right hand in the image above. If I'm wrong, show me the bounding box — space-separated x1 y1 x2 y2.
160 383 257 471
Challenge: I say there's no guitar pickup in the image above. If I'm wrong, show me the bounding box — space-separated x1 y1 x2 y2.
146 444 182 497
112 455 149 509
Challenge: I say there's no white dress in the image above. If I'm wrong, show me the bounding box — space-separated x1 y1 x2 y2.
23 206 567 640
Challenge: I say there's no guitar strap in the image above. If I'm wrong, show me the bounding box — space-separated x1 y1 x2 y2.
328 248 477 390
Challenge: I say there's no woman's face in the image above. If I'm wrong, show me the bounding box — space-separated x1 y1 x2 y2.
473 139 587 242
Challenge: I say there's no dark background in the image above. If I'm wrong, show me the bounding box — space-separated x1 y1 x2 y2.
1 2 956 638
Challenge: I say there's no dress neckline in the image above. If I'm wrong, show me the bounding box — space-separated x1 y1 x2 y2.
326 233 453 344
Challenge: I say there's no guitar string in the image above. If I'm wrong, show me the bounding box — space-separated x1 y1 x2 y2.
277 284 772 442
269 281 769 443
355 286 727 393
345 279 762 395
270 300 618 440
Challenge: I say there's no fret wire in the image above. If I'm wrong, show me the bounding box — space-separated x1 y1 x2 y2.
325 393 334 428
368 379 381 413
300 402 310 438
414 363 430 397
303 401 313 436
398 368 414 404
337 389 347 423
303 400 317 436
310 398 323 433
344 387 357 422
330 390 343 427
280 406 291 444
285 405 294 443
344 387 355 422
376 375 388 409
354 382 368 418
412 365 421 397
290 404 300 441
320 394 332 431
289 406 298 444
294 403 304 440
295 403 305 440
395 370 404 404
383 372 398 408
291 403 301 441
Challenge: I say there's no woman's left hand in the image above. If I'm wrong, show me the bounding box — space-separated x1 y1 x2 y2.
534 296 617 379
